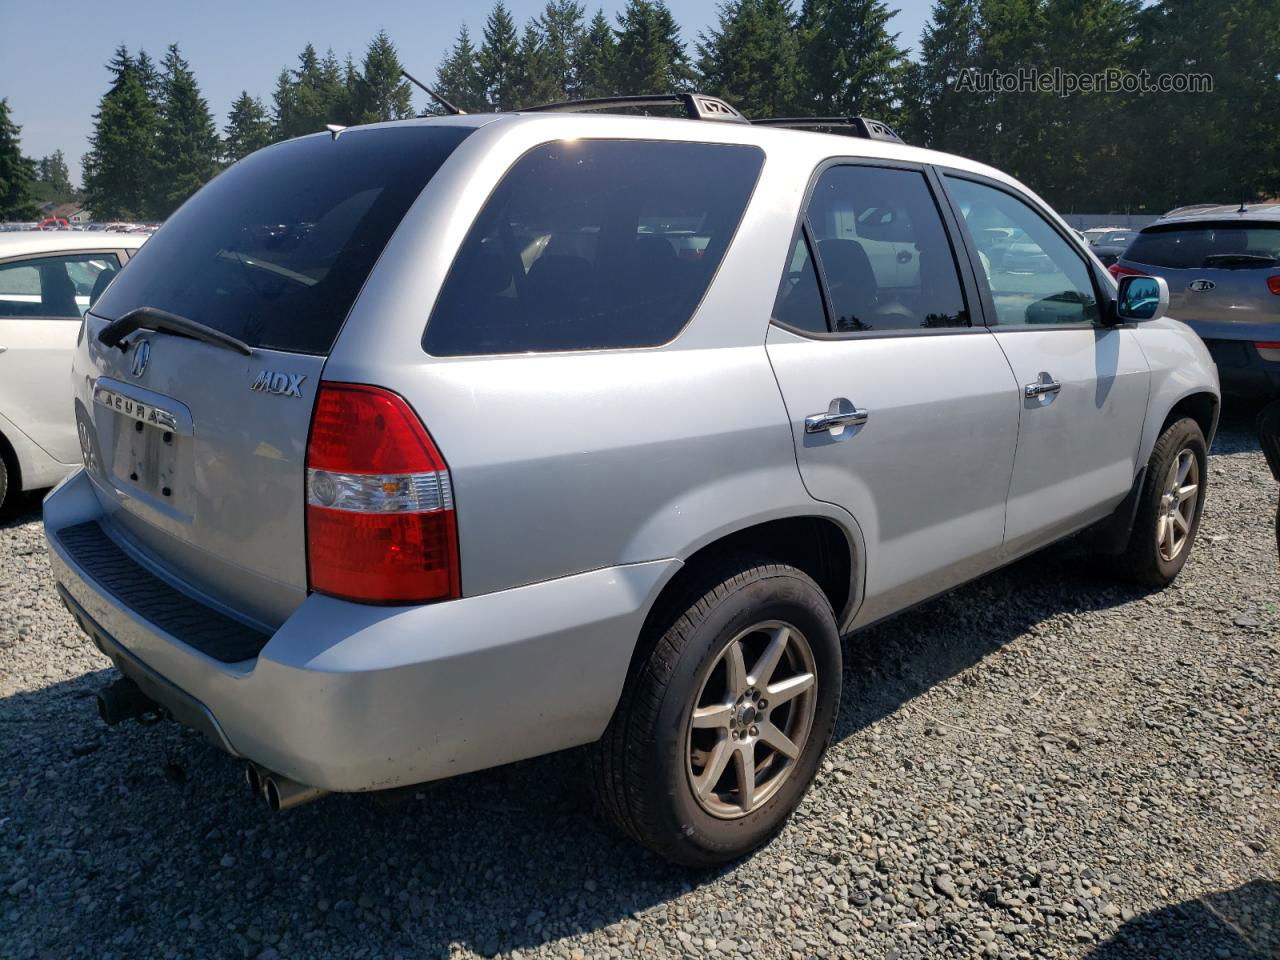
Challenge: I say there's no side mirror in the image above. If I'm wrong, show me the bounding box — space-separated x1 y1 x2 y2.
1116 274 1169 322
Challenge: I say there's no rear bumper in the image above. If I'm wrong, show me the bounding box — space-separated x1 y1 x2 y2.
46 468 676 792
1203 339 1280 397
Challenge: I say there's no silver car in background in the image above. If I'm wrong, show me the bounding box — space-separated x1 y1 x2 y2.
1112 203 1280 397
44 100 1219 865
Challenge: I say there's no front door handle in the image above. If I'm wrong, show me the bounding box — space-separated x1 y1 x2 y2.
805 399 870 434
1024 377 1062 398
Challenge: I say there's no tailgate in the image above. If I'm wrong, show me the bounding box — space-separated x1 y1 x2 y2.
79 326 322 626
71 124 474 629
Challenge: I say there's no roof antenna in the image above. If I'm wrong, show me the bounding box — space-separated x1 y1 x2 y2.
400 69 465 116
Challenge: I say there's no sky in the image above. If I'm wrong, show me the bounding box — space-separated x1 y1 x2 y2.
0 0 932 189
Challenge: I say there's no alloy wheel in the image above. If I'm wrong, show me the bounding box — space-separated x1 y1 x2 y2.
1156 448 1199 562
686 620 818 819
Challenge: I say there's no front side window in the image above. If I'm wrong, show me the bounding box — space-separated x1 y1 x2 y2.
423 139 764 355
945 176 1100 327
804 165 969 332
0 253 122 319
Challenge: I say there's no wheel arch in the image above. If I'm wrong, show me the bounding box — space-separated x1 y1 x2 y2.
1160 390 1220 447
634 512 865 673
0 425 20 497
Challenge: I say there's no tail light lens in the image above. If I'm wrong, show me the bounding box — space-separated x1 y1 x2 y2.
1109 263 1145 281
1266 275 1280 296
305 382 459 604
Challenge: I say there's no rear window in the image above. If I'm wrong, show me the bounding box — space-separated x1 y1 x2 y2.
92 126 472 355
1126 222 1280 269
423 139 763 356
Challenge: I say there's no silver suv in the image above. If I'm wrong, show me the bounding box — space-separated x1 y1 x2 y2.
45 98 1220 866
1113 203 1280 397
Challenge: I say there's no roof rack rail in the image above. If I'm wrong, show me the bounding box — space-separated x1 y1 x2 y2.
520 93 748 124
751 116 903 143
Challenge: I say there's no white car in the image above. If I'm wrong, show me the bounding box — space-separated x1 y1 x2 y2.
0 232 147 512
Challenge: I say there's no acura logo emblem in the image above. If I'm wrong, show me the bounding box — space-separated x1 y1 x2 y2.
1188 279 1216 292
130 339 151 378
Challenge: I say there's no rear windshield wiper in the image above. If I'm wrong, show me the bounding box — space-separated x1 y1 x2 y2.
97 306 254 356
1202 253 1277 267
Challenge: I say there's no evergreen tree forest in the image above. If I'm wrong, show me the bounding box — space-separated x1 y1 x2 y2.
3 0 1277 221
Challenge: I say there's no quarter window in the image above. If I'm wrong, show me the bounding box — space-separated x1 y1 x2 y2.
423 139 764 355
0 253 122 319
772 231 827 334
945 176 1099 326
803 165 969 333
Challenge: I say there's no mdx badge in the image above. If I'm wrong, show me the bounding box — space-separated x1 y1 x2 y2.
251 370 306 398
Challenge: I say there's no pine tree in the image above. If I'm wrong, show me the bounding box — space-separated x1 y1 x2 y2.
973 0 1047 181
480 2 521 110
151 43 219 218
0 99 38 221
224 92 274 162
614 0 690 94
540 0 586 98
83 46 159 220
1129 0 1280 211
904 0 982 151
135 50 164 103
435 26 488 113
799 0 908 121
574 10 618 97
515 22 560 106
39 150 73 194
319 49 354 125
697 0 802 117
353 30 414 123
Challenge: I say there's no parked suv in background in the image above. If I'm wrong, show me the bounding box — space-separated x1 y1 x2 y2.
45 97 1219 865
1112 203 1280 397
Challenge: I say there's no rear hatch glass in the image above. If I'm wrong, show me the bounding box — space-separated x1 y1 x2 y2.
1126 222 1280 270
82 125 471 628
92 125 473 354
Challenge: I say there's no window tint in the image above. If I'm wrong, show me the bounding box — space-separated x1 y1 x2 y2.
772 231 827 333
423 140 763 355
804 165 969 332
92 126 473 354
0 253 122 319
1126 223 1280 269
946 177 1099 327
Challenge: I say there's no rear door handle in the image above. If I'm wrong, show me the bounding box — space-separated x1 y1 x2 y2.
1024 378 1062 398
805 399 870 434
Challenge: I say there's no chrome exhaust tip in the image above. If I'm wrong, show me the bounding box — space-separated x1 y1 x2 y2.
262 773 329 812
244 763 265 797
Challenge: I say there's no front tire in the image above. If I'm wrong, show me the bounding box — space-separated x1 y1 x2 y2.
1118 417 1208 586
590 557 841 867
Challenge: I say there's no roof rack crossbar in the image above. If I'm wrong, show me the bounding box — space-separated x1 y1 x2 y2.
520 92 748 124
751 116 903 143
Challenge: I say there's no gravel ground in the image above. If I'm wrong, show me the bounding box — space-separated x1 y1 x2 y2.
2 407 1277 960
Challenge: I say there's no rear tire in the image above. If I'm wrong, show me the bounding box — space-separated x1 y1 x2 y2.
0 453 11 520
589 556 841 867
1117 417 1208 587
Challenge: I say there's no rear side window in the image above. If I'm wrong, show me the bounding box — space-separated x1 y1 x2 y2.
1126 223 1280 269
423 139 763 355
92 126 473 355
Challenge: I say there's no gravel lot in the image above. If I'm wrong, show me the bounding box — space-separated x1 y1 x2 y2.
2 407 1277 960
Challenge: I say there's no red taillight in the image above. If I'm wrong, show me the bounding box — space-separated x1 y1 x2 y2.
1266 275 1280 296
305 382 460 604
1256 341 1280 349
1109 263 1145 281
